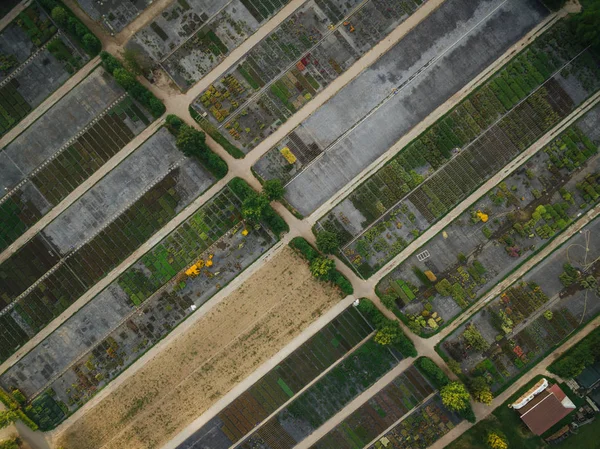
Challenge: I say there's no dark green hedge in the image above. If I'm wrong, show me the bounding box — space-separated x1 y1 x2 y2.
165 115 228 179
38 0 101 56
548 325 600 378
356 298 416 357
100 51 165 118
228 178 289 237
289 237 354 295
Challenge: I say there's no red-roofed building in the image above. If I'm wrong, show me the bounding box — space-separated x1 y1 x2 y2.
511 380 576 436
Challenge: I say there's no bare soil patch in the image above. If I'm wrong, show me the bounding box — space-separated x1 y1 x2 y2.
53 247 342 449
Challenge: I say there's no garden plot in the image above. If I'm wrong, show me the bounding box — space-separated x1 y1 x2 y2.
440 215 600 393
192 0 422 154
311 364 435 449
0 67 124 195
376 103 600 335
316 20 600 277
129 0 290 89
237 336 403 449
253 0 549 216
53 247 342 449
0 129 216 363
177 306 373 449
366 396 462 449
1 187 277 427
0 95 152 252
0 4 89 136
76 0 152 33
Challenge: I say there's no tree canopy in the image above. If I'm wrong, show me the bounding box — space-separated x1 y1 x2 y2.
440 381 471 411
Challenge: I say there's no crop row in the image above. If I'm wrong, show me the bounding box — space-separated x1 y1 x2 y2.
193 0 421 154
187 306 373 449
0 162 215 362
237 337 402 449
0 96 151 252
1 181 278 427
320 21 600 276
311 365 434 449
376 102 600 335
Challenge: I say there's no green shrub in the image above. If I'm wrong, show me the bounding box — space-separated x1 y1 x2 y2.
416 357 450 388
289 237 354 295
227 178 289 237
316 230 340 254
171 122 228 178
548 325 600 378
356 298 416 357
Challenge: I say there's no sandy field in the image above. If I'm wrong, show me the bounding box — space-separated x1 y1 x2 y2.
53 247 342 449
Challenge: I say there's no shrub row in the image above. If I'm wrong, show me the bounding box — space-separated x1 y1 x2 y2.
38 0 101 56
355 298 417 357
289 237 354 295
228 177 289 237
165 115 228 179
415 356 476 422
100 51 165 118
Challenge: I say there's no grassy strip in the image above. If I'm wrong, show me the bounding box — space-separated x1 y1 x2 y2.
165 114 228 179
100 52 165 118
355 298 417 357
414 356 476 423
189 105 245 159
289 237 353 296
547 324 600 378
228 177 289 237
38 0 101 56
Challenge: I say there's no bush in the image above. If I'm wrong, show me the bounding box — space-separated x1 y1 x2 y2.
228 178 289 237
316 230 340 254
416 357 449 388
100 52 165 118
39 0 101 56
289 237 353 295
440 382 471 412
310 257 335 279
356 298 417 357
166 119 228 179
189 106 245 158
263 179 285 201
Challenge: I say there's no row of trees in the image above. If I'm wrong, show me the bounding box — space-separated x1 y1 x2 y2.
38 0 101 56
100 52 165 118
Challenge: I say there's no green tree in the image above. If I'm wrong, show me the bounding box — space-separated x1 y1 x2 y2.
113 68 137 90
316 230 340 254
241 194 269 224
374 326 398 346
51 6 68 26
0 411 18 429
380 294 397 310
440 382 471 412
487 431 508 449
310 257 335 280
263 179 285 201
571 0 600 50
82 34 101 55
176 125 207 156
469 376 493 405
0 438 19 449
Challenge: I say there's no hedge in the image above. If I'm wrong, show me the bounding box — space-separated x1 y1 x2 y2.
0 389 38 430
289 237 354 295
165 115 228 179
355 298 417 357
228 177 289 237
38 0 101 56
100 51 165 118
